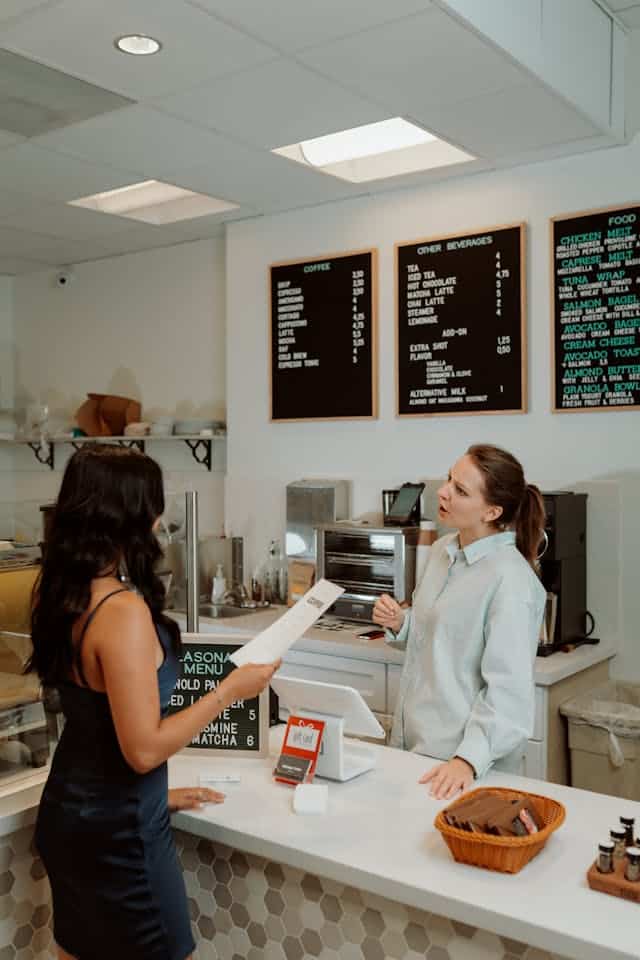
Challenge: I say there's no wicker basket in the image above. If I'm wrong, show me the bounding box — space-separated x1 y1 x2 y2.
434 787 566 874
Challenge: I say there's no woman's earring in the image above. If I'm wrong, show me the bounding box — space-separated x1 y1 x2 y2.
117 559 130 583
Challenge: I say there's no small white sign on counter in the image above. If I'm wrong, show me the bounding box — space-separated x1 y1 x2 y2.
229 579 344 667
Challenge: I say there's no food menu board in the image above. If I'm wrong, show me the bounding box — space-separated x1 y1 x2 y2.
396 224 526 416
270 249 377 421
168 639 268 757
551 204 640 412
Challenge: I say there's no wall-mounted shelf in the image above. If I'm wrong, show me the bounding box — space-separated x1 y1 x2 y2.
0 434 226 472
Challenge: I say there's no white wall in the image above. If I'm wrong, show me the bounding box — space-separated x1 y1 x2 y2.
0 276 15 535
12 238 226 539
226 134 640 680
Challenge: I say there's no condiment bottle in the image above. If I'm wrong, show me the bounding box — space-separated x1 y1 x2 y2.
620 816 635 849
251 565 263 603
610 827 627 859
624 847 640 883
597 840 615 874
211 564 226 603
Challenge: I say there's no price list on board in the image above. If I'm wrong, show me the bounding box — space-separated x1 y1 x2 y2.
552 205 640 411
397 225 525 415
270 249 377 420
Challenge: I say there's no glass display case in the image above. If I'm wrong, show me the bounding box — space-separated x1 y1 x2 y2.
0 564 57 787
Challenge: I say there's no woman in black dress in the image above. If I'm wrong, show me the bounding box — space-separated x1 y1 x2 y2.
28 445 278 960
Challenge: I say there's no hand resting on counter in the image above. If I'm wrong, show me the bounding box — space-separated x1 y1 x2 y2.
419 757 475 800
168 787 225 812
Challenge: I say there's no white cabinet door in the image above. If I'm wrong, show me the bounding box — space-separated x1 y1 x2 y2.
524 739 546 780
387 664 403 715
279 651 386 712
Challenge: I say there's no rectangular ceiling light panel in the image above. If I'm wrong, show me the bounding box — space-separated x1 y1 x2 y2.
69 179 239 225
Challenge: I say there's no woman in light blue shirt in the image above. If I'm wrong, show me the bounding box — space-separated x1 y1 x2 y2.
374 444 546 800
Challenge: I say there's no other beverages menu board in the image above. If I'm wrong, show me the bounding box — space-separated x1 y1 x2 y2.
168 641 266 755
552 204 640 412
270 249 377 420
396 224 526 416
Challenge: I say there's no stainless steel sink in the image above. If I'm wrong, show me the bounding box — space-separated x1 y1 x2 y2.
198 602 263 619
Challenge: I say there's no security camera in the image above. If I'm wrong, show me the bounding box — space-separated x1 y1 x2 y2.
55 268 74 288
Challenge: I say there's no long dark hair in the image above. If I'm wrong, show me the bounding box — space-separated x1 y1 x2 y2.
467 444 545 569
28 445 180 685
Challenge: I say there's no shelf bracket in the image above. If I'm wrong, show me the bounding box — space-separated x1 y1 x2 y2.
71 438 146 454
184 438 212 471
26 441 54 470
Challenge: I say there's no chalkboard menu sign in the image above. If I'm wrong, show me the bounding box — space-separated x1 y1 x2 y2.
270 249 378 421
396 224 526 416
551 204 640 412
168 635 269 758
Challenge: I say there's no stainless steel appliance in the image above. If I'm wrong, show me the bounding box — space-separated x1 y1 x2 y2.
316 520 418 622
538 491 594 656
286 479 350 561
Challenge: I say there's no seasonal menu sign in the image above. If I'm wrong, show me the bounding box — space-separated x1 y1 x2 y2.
396 224 526 416
552 204 640 412
270 249 377 420
168 639 268 757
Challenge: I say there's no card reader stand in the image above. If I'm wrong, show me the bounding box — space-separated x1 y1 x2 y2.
270 676 385 783
296 710 376 782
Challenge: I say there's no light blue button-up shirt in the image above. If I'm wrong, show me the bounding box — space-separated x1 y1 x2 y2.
388 530 546 778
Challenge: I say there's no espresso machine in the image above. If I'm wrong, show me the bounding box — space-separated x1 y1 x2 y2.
537 491 596 656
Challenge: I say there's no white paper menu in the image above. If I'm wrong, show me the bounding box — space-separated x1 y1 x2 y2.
229 579 344 667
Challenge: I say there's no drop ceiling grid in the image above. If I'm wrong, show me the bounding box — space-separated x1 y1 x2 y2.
184 0 437 53
0 0 279 101
151 58 393 152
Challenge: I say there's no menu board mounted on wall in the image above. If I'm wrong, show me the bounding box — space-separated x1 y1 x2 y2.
168 635 269 758
551 204 640 413
270 249 378 421
396 224 526 417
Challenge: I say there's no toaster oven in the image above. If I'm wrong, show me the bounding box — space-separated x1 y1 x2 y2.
316 521 418 622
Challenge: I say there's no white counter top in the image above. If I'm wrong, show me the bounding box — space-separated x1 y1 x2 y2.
170 728 639 960
171 608 616 683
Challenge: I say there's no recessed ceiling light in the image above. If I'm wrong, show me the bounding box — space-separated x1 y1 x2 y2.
69 179 239 225
273 117 475 183
115 35 162 56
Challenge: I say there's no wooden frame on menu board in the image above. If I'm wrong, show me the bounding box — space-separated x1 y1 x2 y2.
269 248 378 422
395 223 527 418
550 202 640 414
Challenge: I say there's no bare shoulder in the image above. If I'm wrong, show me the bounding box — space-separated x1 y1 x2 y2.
89 588 155 649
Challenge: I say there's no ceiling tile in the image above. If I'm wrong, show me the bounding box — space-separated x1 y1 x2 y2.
0 143 142 202
0 187 48 218
300 9 529 116
79 225 222 259
34 106 240 183
0 225 107 262
0 0 59 26
618 6 640 27
414 83 598 158
0 255 51 275
169 138 361 212
188 0 433 52
155 59 390 149
0 48 132 138
0 203 143 239
0 0 277 101
0 129 26 149
604 0 637 10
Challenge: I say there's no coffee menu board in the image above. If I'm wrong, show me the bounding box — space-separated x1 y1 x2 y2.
396 224 526 416
551 204 640 412
270 249 377 420
168 637 269 757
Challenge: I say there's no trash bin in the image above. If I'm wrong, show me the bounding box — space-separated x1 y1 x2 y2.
560 683 640 800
